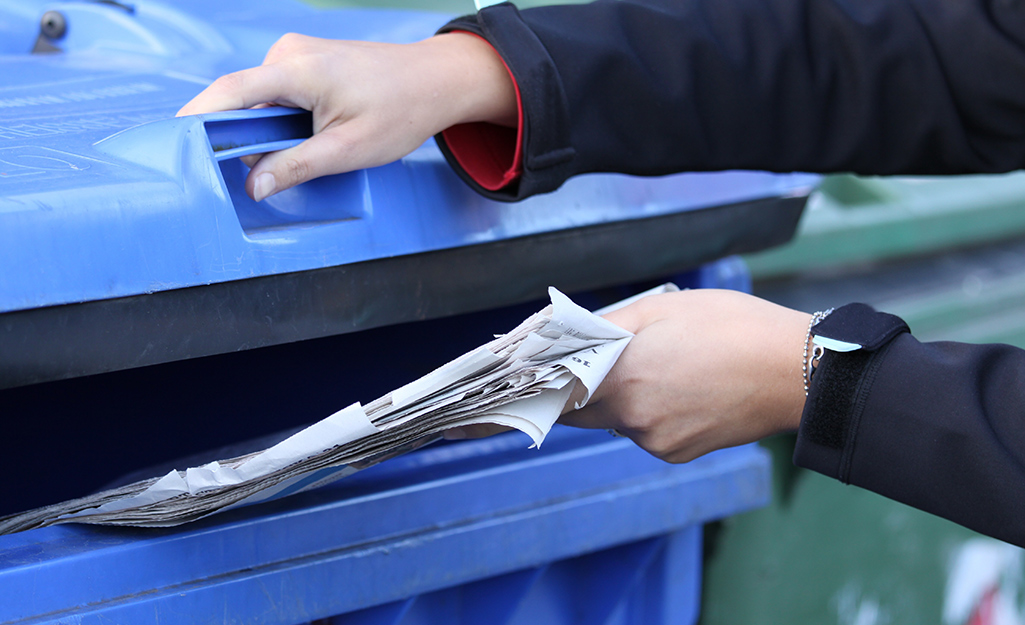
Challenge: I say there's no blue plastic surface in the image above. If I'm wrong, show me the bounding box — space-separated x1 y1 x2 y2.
0 260 768 625
0 0 817 314
0 2 787 622
0 428 769 625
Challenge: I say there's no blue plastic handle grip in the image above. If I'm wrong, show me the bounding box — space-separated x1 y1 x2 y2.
214 138 305 161
202 107 313 161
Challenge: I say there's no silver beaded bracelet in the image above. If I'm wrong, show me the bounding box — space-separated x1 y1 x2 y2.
803 309 834 396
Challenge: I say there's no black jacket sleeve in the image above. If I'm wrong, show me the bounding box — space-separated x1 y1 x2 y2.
435 1 1025 545
796 304 1025 547
438 0 1025 201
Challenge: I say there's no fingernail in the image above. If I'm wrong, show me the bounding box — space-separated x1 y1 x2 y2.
442 429 466 441
253 172 276 202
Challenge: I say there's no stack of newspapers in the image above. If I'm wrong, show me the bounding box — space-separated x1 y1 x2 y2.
0 285 675 535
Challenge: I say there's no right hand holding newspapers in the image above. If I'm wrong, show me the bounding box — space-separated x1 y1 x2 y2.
449 289 813 464
561 289 811 463
177 32 517 202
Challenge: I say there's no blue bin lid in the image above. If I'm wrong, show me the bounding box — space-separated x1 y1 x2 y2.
0 0 819 387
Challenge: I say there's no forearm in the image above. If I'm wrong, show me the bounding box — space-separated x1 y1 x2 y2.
574 292 1025 546
422 33 517 130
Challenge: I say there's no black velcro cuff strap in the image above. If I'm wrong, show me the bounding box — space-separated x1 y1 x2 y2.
794 303 909 482
812 302 909 350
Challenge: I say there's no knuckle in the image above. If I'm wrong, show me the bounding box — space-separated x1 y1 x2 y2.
615 405 653 434
322 127 358 152
632 293 672 320
278 156 310 186
616 401 669 440
632 416 659 438
642 437 681 463
212 71 246 96
660 451 690 464
267 32 309 59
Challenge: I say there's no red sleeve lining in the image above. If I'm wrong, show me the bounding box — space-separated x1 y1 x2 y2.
440 32 524 192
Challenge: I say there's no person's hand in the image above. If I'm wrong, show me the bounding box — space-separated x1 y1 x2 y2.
177 32 516 202
445 289 811 463
561 289 811 463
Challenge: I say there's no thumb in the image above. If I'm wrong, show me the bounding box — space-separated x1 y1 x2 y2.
244 123 370 201
557 378 617 430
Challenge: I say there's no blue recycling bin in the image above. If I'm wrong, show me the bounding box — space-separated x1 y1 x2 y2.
0 1 817 622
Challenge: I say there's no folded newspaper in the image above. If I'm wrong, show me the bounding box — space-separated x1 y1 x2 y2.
0 285 676 535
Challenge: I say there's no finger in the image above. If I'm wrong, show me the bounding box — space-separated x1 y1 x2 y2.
244 121 398 200
559 404 640 447
558 402 614 430
599 294 666 333
176 64 298 117
442 424 513 440
262 32 318 65
240 153 266 169
559 381 588 416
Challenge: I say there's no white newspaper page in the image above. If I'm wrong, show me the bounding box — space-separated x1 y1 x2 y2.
0 284 677 534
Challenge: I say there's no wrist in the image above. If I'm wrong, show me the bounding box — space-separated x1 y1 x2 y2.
765 310 814 435
421 33 517 130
